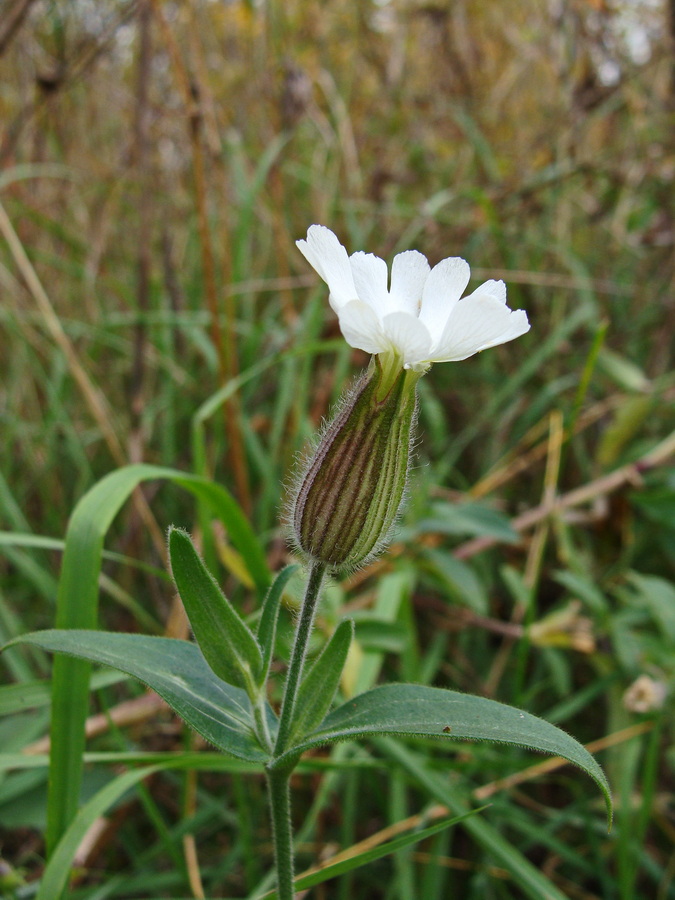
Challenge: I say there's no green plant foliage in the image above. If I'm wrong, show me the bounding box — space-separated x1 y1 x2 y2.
1 0 672 894
34 764 168 900
168 527 264 690
287 618 354 745
257 564 299 681
5 630 274 762
36 463 269 855
281 683 611 822
2 627 610 824
380 738 573 900
412 501 520 543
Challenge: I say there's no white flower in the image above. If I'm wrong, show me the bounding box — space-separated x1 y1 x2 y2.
296 225 530 371
623 675 667 714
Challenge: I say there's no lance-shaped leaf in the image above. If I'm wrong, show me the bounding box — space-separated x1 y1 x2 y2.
287 619 354 746
274 682 612 821
169 528 263 691
3 630 276 762
257 564 299 683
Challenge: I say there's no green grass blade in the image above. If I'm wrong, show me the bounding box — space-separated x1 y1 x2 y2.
379 737 577 900
40 754 443 900
170 472 270 596
45 463 268 859
36 764 163 900
260 811 474 898
0 670 125 716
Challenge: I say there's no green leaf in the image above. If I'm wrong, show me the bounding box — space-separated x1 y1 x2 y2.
597 395 655 467
351 616 407 653
4 630 275 762
288 619 354 745
552 569 608 614
36 749 455 900
597 347 651 392
168 528 263 691
35 764 164 900
257 564 299 681
352 570 413 696
277 683 611 821
171 472 271 596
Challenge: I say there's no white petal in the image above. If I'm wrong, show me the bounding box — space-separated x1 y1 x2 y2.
418 257 471 336
478 309 530 349
336 300 388 354
466 279 507 305
296 225 357 310
381 311 433 366
389 250 431 316
432 295 530 362
349 251 390 317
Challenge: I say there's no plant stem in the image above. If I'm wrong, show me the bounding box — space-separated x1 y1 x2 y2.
265 560 326 899
274 560 326 756
266 768 295 900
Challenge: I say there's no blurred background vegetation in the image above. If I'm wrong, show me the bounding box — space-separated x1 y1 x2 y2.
0 0 674 897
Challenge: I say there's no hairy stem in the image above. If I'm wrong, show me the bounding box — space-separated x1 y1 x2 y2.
266 768 295 900
266 560 326 897
274 560 326 756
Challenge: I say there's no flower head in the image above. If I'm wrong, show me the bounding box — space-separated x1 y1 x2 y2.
623 675 668 714
297 225 530 371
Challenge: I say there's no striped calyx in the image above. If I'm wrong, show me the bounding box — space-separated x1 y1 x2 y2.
292 354 420 571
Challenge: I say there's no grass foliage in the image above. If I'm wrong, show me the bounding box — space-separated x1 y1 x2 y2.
0 0 674 897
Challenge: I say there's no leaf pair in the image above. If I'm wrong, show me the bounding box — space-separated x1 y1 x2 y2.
169 528 350 753
2 629 612 827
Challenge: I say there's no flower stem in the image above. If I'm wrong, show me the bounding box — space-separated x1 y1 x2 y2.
274 560 326 756
266 560 326 898
266 768 295 900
